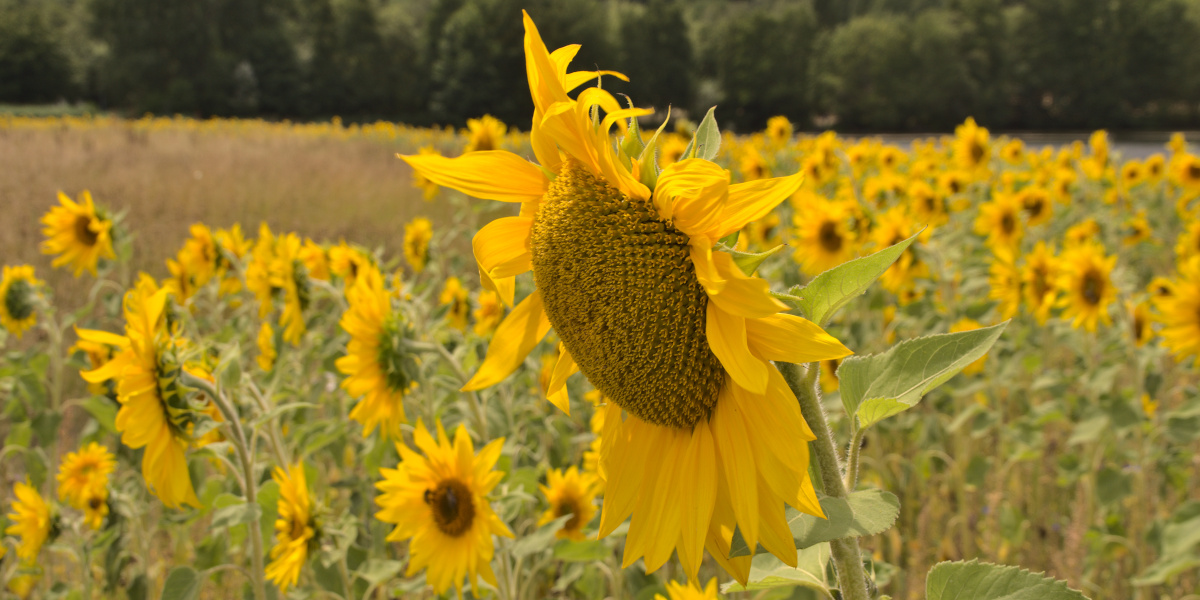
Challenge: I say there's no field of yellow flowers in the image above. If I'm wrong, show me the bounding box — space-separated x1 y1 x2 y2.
4 16 1200 600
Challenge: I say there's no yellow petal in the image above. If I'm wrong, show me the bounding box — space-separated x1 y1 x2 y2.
546 344 578 415
710 387 760 557
479 269 515 308
398 151 547 203
678 425 717 581
706 249 789 319
74 327 129 349
719 171 806 239
745 313 853 364
472 216 533 280
706 304 768 394
654 159 729 238
462 290 551 391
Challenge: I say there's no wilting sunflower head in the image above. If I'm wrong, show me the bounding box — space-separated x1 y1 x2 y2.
40 190 117 277
538 466 599 541
1 265 41 338
6 481 53 562
266 463 319 593
56 442 116 511
374 420 512 596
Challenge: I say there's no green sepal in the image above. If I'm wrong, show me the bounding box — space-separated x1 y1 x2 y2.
681 106 721 161
637 107 673 191
718 243 786 276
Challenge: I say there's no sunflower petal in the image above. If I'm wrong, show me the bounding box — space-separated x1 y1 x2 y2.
745 313 853 364
473 216 533 280
546 344 578 415
398 151 547 203
462 291 551 391
718 171 805 239
706 303 768 394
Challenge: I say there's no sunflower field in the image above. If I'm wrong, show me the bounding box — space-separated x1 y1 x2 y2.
3 13 1200 600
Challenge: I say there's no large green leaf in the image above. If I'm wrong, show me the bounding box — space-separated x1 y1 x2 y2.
840 322 1008 428
210 501 261 529
722 545 832 596
926 560 1090 599
730 489 900 558
553 539 610 562
160 567 202 600
1133 501 1200 585
793 231 921 326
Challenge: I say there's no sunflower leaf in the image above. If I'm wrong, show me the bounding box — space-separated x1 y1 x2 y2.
729 489 900 558
792 230 922 326
160 566 202 600
510 515 571 559
682 106 720 161
553 539 609 562
926 560 1091 600
721 544 833 596
719 243 785 276
842 322 1008 429
210 501 261 529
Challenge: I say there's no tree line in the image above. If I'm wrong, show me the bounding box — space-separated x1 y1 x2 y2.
2 0 1199 132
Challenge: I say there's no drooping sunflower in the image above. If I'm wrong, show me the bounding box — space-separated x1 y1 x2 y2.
404 217 434 273
655 578 721 600
791 192 858 277
40 190 116 277
1020 241 1060 325
374 420 512 597
1153 256 1200 364
6 481 52 562
79 276 202 509
399 13 852 583
472 289 504 336
464 115 507 153
1056 242 1117 332
538 466 599 541
439 276 470 332
336 266 418 438
1 265 41 338
265 462 318 593
56 442 115 514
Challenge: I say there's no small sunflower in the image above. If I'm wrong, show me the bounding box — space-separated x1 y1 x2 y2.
246 223 280 318
79 276 202 509
1153 257 1200 364
765 116 792 147
1123 212 1152 247
439 277 470 332
266 462 319 593
300 238 330 282
374 420 513 597
1121 160 1144 189
472 290 504 336
974 193 1024 250
1017 187 1052 227
655 578 721 600
1056 242 1117 332
1174 220 1200 261
1130 301 1153 347
954 117 990 173
908 180 947 228
256 321 277 371
988 251 1023 321
79 486 109 531
937 170 971 198
872 208 927 296
336 266 417 438
737 145 770 182
1172 153 1200 191
6 481 52 562
271 233 311 346
404 217 434 274
40 190 116 277
1064 219 1101 248
819 358 840 394
1 265 41 338
999 139 1025 164
538 466 599 541
658 133 690 168
1021 241 1060 325
464 115 507 153
791 193 858 276
72 334 118 396
329 241 374 288
56 442 115 515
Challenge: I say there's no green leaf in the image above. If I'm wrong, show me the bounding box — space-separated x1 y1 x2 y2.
926 560 1091 599
81 396 118 434
793 231 921 327
355 559 403 586
510 515 571 559
723 244 785 276
210 502 261 529
5 421 32 448
1095 467 1131 505
840 322 1008 428
620 110 646 160
553 539 609 562
722 545 832 596
730 489 900 558
681 106 720 161
1134 500 1200 585
160 566 202 600
637 109 673 190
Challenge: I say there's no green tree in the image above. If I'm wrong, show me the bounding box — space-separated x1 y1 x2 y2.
811 13 910 130
613 0 694 113
0 1 74 103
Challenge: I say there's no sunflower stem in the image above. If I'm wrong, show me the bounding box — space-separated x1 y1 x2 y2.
183 372 268 600
844 426 867 492
780 362 872 600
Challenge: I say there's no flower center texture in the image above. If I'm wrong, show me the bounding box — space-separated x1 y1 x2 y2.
530 161 724 429
554 494 583 532
426 479 474 537
74 215 99 247
819 221 843 253
1081 270 1104 305
5 279 35 320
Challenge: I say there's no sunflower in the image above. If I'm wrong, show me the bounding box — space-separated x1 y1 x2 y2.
1153 256 1200 364
412 146 443 201
908 180 947 228
473 290 504 336
1148 276 1175 299
6 481 52 562
1144 154 1166 181
1174 221 1200 261
1173 153 1200 192
1121 160 1145 189
439 277 470 332
300 238 330 282
1021 241 1059 324
177 223 220 289
464 115 507 153
937 170 970 199
246 223 280 318
737 145 769 182
1056 242 1117 332
999 139 1024 164
40 190 116 277
56 442 115 513
336 266 417 438
266 462 318 593
214 224 251 297
538 466 599 541
954 117 990 173
256 321 277 371
974 192 1024 250
1 265 41 338
872 208 927 295
374 420 512 596
656 578 720 600
791 192 858 276
404 217 434 274
1130 301 1153 347
399 13 852 583
819 358 840 394
72 334 118 396
1017 187 1052 227
1123 211 1152 247
765 116 792 147
988 251 1023 321
1065 219 1101 248
659 133 690 168
79 276 201 509
79 486 109 531
271 233 310 346
329 241 374 288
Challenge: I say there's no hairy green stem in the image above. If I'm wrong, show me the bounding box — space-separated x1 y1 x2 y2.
845 426 867 492
779 362 872 600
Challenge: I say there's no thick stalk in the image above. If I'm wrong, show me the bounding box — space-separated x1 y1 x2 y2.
779 362 872 600
184 373 268 600
844 426 867 492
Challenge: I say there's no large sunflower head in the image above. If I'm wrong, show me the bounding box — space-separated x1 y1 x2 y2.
1056 242 1117 332
266 462 319 593
374 421 512 597
399 12 852 584
40 191 117 277
537 466 599 541
78 276 201 509
1 265 42 339
56 442 116 512
335 265 417 438
5 481 53 562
